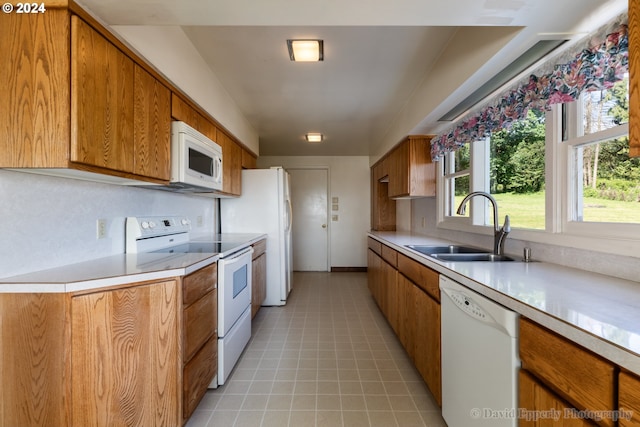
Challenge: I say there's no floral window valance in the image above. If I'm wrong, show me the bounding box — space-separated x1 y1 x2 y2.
430 14 629 161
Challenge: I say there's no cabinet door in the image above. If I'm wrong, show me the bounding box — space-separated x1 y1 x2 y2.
413 285 441 406
0 293 69 427
242 148 257 170
183 336 217 421
388 140 410 197
184 289 216 362
252 252 267 317
133 65 171 180
367 249 382 304
71 16 134 173
0 9 70 168
520 370 596 427
170 93 217 143
218 130 242 195
619 371 640 427
71 280 180 427
520 318 616 427
396 274 415 359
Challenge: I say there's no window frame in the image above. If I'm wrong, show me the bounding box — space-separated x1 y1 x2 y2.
561 98 638 239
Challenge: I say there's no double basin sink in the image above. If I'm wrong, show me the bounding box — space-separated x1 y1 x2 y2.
405 244 515 262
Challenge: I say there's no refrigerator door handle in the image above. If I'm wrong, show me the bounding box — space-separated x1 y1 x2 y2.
285 199 293 232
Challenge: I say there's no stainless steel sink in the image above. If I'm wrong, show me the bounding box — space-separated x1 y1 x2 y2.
405 245 487 256
429 253 515 262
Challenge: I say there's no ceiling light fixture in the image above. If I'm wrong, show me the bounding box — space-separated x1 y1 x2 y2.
287 39 324 62
305 133 323 142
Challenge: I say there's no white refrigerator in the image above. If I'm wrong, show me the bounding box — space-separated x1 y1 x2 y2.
220 167 293 306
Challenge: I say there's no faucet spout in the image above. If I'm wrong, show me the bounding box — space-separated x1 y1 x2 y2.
456 191 511 255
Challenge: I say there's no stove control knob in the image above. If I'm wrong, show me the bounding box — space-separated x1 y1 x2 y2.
181 218 190 226
141 221 150 229
149 221 157 229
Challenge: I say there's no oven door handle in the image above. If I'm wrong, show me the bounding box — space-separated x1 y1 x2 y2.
220 247 253 264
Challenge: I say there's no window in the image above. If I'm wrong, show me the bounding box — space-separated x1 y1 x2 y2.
489 109 546 230
564 76 640 228
442 143 470 217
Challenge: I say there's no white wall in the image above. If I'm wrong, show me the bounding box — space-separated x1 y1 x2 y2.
257 156 370 268
0 171 215 278
410 197 640 283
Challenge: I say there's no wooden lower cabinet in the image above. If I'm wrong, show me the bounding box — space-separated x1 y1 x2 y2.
181 264 217 424
0 275 223 427
252 239 267 318
519 370 596 427
0 293 69 427
619 371 640 426
412 284 441 406
519 318 616 427
366 241 441 406
183 337 217 422
71 280 181 427
396 274 415 355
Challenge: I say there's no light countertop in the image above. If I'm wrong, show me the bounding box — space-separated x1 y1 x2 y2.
369 231 640 376
0 233 266 293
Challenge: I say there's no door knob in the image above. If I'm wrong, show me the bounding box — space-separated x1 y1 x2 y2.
322 224 327 228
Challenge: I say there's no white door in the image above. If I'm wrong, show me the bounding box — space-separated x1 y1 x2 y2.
288 168 329 271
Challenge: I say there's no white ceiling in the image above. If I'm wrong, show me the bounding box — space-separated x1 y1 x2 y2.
77 0 627 157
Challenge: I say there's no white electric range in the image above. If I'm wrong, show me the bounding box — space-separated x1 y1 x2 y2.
125 216 253 388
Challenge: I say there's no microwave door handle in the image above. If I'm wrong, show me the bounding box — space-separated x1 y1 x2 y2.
215 157 223 182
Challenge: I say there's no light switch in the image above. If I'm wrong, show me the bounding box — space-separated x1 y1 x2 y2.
332 215 339 221
332 204 339 211
332 197 339 203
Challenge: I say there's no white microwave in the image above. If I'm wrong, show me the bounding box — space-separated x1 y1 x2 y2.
170 121 223 192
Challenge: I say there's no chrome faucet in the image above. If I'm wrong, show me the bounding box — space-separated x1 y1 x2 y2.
456 191 511 255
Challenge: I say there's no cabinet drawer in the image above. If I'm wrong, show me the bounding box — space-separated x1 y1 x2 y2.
183 335 217 421
183 263 216 306
368 237 382 255
397 253 439 301
183 289 216 362
520 318 616 426
381 244 397 267
252 239 267 259
619 371 640 427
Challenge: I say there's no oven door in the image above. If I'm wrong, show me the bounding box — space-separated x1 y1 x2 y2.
218 247 253 337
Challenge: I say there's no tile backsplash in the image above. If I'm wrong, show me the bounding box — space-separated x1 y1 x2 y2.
0 170 215 278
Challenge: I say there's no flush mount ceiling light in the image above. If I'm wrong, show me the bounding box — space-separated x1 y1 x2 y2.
305 133 323 142
287 39 324 62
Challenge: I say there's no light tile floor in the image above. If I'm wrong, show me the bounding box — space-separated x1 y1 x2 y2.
187 272 446 427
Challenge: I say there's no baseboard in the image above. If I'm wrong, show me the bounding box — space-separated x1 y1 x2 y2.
330 267 367 272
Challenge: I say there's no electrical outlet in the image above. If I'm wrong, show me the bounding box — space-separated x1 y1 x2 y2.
421 217 426 228
197 216 203 227
96 219 107 239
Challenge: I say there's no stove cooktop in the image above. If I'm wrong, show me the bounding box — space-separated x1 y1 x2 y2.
151 241 243 255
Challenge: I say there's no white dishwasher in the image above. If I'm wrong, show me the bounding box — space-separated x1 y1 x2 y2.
440 276 520 427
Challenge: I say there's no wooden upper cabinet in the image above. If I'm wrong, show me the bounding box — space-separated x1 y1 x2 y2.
71 16 135 173
388 135 435 198
170 93 218 143
218 130 242 196
133 65 171 180
630 0 639 158
0 9 71 168
242 148 257 169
